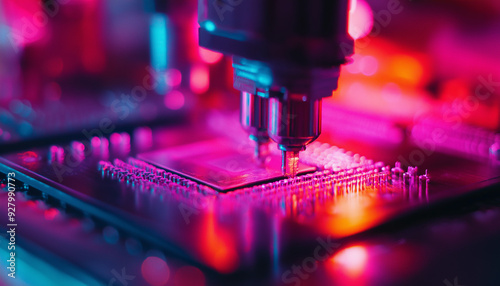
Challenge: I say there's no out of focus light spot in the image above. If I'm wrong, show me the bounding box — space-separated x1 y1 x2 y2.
102 226 119 244
150 14 170 94
19 151 38 163
173 266 205 286
19 121 33 136
346 54 362 74
125 238 142 256
212 245 238 273
359 56 378 76
3 131 11 141
120 132 131 145
331 245 368 276
141 256 170 286
349 0 373 40
190 64 209 94
27 201 37 209
203 21 216 32
44 208 60 220
9 99 24 114
199 47 223 64
71 141 85 152
91 137 101 148
133 127 153 150
164 90 185 110
150 14 169 71
390 55 423 85
381 82 403 103
258 73 273 86
166 69 182 87
110 133 122 145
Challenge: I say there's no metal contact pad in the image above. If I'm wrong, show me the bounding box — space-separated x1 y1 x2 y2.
138 139 316 191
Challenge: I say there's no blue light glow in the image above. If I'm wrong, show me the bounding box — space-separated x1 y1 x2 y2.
150 14 169 94
203 21 216 32
258 73 273 86
150 14 168 71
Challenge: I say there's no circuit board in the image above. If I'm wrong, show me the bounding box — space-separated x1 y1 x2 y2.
1 112 499 285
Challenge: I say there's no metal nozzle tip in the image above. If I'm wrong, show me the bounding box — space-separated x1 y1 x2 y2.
282 150 299 177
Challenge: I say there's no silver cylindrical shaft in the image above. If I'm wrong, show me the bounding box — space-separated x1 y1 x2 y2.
269 97 322 177
240 92 270 161
268 97 321 151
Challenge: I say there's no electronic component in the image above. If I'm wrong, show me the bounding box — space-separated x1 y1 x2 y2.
137 139 316 191
198 0 353 177
1 0 500 285
1 122 500 285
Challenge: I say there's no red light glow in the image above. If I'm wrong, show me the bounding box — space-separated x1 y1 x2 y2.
199 47 223 64
141 256 170 286
166 69 182 87
190 65 210 94
199 203 239 273
44 208 60 220
18 151 39 163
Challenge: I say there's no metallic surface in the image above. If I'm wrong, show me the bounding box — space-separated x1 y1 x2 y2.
268 97 322 151
1 114 500 285
269 97 322 176
240 92 270 161
198 0 353 67
1 120 500 285
138 139 315 191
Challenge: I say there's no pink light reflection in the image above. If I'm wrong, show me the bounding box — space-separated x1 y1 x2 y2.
166 69 182 87
164 90 185 110
331 245 368 276
91 136 101 148
348 0 373 40
110 133 122 145
359 56 378 76
133 127 153 151
141 256 170 286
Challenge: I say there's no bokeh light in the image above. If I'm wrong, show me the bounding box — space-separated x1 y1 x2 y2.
190 64 209 94
141 256 170 286
331 245 368 276
349 0 373 40
164 90 185 110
